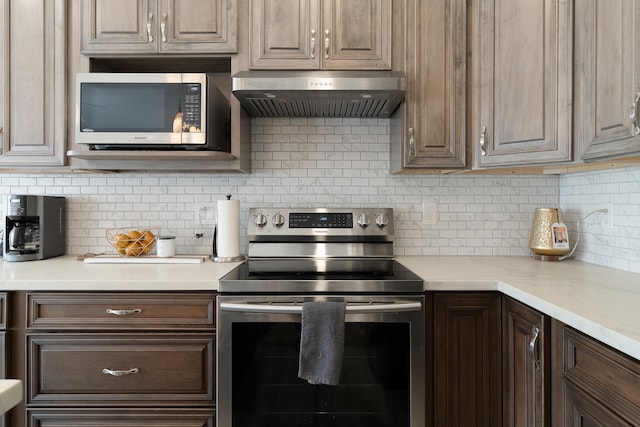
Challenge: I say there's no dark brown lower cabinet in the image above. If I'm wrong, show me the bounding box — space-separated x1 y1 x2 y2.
9 292 217 427
432 292 502 427
552 319 640 426
502 296 549 427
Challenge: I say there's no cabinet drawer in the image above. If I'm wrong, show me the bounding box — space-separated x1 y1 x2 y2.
27 333 214 405
29 408 214 427
561 324 640 419
0 292 6 330
27 293 215 330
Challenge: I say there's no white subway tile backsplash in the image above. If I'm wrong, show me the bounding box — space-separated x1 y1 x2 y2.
1 117 638 273
559 165 640 273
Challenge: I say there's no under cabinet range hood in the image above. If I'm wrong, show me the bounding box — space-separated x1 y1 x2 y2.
232 71 406 118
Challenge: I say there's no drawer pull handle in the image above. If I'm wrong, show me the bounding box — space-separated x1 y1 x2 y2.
106 308 142 316
102 367 139 377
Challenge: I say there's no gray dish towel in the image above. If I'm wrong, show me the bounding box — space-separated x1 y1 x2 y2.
298 301 347 386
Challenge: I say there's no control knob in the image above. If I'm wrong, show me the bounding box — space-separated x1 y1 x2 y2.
253 213 267 227
357 214 371 228
375 213 389 228
271 212 285 227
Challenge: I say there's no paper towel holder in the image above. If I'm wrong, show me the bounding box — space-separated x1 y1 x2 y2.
211 195 247 263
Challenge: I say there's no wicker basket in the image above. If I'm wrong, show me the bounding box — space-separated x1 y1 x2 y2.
106 227 160 257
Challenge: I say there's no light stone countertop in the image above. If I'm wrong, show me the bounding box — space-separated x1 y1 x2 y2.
397 256 640 361
0 255 240 291
0 379 22 415
0 255 638 361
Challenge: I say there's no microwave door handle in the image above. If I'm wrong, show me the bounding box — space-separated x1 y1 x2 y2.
219 301 422 314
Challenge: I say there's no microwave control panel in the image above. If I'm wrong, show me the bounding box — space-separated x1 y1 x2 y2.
181 83 202 131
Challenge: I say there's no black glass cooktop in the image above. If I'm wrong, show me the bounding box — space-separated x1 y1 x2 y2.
218 259 424 294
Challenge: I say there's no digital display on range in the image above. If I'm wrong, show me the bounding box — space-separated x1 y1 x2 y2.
289 213 353 228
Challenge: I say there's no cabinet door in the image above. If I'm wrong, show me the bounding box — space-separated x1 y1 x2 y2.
81 0 158 54
433 293 502 427
472 0 572 167
551 320 640 426
158 0 236 54
250 0 321 69
578 0 640 161
391 0 466 171
503 297 550 427
250 0 391 70
322 0 392 70
82 0 236 55
0 0 66 166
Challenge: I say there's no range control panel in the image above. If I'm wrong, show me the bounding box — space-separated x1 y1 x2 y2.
247 208 394 240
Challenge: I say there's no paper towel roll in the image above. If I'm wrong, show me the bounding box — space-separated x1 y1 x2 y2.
216 199 240 258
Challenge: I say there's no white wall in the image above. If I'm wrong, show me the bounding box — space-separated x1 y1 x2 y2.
1 117 638 274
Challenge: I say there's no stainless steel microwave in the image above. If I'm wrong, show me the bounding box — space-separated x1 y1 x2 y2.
75 73 230 152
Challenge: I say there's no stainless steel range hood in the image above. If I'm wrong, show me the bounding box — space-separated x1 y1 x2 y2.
232 71 405 118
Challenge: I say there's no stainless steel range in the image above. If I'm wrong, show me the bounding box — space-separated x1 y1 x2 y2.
217 208 425 427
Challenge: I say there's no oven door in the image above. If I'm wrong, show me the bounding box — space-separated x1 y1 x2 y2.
217 295 425 427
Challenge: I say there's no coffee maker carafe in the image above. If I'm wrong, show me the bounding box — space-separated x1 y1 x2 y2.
4 195 66 262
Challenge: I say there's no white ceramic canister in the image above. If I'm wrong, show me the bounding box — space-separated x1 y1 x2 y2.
156 236 176 257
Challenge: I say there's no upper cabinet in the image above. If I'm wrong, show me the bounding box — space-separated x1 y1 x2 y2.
0 0 66 167
390 0 467 171
470 0 573 168
81 0 237 55
577 1 640 162
250 0 392 70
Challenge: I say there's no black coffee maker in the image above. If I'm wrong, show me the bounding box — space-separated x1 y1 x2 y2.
4 195 66 262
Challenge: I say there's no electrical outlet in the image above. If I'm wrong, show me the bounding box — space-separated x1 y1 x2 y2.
602 203 614 231
423 202 438 225
194 205 216 224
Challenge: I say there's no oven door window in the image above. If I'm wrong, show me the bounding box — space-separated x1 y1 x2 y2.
232 322 410 427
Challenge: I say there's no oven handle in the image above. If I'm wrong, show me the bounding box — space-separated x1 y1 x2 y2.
219 301 422 314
